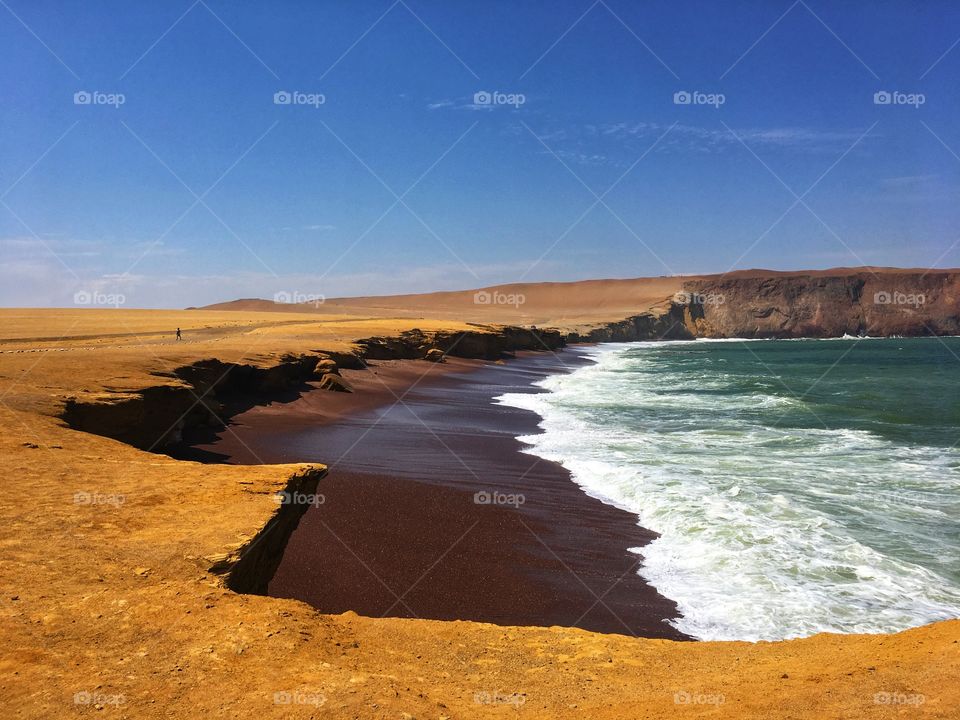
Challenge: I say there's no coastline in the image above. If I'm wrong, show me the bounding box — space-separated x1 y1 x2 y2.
187 348 690 639
2 307 958 718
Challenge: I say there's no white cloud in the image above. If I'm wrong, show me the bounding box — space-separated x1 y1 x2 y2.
526 122 878 165
611 122 876 151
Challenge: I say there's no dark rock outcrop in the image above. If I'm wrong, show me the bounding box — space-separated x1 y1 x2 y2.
314 359 340 376
317 374 353 393
569 271 960 341
316 350 366 370
678 271 959 338
566 304 694 343
358 325 565 361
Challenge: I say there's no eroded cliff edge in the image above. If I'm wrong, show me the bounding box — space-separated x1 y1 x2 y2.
60 324 564 451
572 270 960 341
56 324 564 598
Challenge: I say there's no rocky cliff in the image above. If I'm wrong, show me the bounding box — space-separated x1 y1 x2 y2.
573 270 960 341
60 325 566 451
61 354 323 450
357 325 564 360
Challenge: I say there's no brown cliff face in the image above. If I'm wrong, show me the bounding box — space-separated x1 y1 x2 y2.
60 325 566 451
60 355 322 450
357 325 565 360
566 305 693 343
676 271 960 338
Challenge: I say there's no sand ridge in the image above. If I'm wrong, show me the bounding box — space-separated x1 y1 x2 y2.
0 306 958 718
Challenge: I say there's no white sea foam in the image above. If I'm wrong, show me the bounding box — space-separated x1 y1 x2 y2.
496 343 960 641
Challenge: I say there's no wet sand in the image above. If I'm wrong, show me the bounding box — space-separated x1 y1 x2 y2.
189 349 689 639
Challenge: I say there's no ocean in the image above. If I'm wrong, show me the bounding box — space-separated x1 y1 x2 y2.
496 337 960 641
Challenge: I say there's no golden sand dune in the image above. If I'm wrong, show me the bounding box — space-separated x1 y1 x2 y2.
203 275 689 326
1 306 957 718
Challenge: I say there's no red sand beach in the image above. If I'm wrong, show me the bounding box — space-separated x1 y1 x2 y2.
184 349 689 639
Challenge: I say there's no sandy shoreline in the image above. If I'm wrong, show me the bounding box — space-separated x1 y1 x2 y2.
185 349 689 639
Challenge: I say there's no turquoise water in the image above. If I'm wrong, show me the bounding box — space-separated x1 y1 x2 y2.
497 338 960 641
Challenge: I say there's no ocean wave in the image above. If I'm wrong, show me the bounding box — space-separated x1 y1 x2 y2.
496 341 960 641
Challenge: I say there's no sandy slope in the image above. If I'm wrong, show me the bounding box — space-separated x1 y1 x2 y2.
1 307 957 718
203 276 691 326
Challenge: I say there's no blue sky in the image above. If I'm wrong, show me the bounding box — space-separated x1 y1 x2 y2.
3 0 960 307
